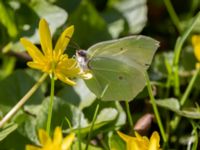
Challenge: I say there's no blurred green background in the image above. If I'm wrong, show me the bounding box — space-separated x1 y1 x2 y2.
0 0 200 149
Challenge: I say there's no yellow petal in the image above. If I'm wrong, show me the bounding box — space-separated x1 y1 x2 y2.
62 133 75 150
196 62 200 69
117 131 141 150
42 144 54 150
135 132 149 147
20 38 45 62
27 62 51 73
192 35 200 61
192 35 200 46
53 127 63 146
117 131 135 143
62 68 81 77
194 46 200 62
38 129 51 146
55 73 76 86
135 132 143 139
148 131 160 150
39 19 52 56
55 58 81 77
54 25 74 55
26 145 42 150
127 140 141 150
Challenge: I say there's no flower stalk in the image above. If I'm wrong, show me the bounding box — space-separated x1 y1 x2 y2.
0 73 48 128
85 102 100 150
46 74 55 134
125 101 133 129
145 72 167 143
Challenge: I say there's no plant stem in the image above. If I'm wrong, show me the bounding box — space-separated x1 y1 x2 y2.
163 0 181 33
46 74 55 134
0 73 48 128
145 72 167 143
164 57 173 97
78 112 82 150
180 69 199 105
125 101 133 128
85 102 100 150
172 12 200 97
171 69 199 130
191 121 198 150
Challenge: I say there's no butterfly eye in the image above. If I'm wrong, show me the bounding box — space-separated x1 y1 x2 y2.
78 50 87 57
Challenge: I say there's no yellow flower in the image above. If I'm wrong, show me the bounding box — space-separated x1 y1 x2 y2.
192 35 200 69
26 127 75 150
117 131 160 150
20 19 84 85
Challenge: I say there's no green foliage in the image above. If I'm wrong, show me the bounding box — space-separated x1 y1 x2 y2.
0 0 200 149
0 70 44 108
0 123 18 141
108 132 126 150
156 98 200 119
68 0 111 48
0 1 18 38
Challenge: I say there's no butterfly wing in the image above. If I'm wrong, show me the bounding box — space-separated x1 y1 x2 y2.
87 35 159 69
86 57 146 101
85 35 159 101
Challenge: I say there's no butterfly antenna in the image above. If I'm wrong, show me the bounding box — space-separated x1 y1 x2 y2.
65 35 81 50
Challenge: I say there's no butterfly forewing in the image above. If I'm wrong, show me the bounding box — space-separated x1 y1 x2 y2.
88 35 159 69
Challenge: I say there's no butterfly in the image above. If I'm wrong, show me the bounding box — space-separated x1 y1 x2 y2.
76 35 159 101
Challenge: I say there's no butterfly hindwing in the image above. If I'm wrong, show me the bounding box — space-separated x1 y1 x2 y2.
85 57 146 101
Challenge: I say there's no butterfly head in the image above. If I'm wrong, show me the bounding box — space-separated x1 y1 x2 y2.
76 50 92 79
76 50 88 68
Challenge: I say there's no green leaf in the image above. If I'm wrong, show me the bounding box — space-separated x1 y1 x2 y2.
19 96 88 144
178 108 200 119
0 70 44 110
0 1 18 38
0 122 18 141
101 9 125 38
0 129 30 150
150 52 174 80
68 0 111 48
30 0 68 35
11 0 68 52
67 121 108 135
95 108 118 123
72 141 103 150
63 101 125 137
156 98 200 119
78 101 126 135
54 0 81 13
181 46 196 71
0 55 16 80
109 132 126 150
57 79 96 109
105 0 147 36
181 11 200 34
156 98 180 111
